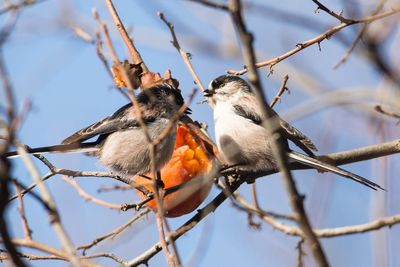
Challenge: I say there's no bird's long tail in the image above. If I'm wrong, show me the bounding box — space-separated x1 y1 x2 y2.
5 142 99 158
287 151 384 191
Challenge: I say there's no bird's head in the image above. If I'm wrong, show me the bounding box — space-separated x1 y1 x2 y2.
204 75 251 104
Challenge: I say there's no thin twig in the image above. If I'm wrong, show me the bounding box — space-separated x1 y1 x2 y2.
15 182 32 240
34 153 151 194
121 197 152 212
186 0 228 11
311 0 351 23
10 179 54 214
159 12 206 92
227 7 400 75
61 176 121 210
333 0 387 69
97 184 132 193
94 32 114 80
0 250 125 265
231 190 296 221
270 75 289 108
296 238 305 267
375 105 400 124
77 208 150 254
2 239 121 266
0 0 47 15
72 26 94 44
104 0 149 73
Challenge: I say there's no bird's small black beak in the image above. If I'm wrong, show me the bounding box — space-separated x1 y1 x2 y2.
185 107 192 115
204 89 214 97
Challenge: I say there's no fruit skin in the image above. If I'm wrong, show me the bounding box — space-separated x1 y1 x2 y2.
133 123 214 217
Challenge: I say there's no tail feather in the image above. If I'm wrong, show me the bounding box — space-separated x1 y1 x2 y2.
287 151 384 191
5 142 99 158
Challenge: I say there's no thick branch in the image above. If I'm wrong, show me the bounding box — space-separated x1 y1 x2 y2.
222 139 400 179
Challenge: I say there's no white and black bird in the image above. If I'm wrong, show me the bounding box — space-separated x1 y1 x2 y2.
204 75 383 190
6 84 189 175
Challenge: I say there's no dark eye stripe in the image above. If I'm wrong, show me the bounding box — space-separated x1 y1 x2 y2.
211 80 224 89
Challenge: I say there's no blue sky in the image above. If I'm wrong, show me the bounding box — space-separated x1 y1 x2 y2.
2 0 400 266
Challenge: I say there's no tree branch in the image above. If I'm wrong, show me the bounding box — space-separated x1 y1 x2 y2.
227 6 400 75
227 0 329 266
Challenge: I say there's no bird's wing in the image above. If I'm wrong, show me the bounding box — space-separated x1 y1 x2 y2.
62 103 155 144
233 104 262 124
279 118 317 156
288 151 384 190
233 104 317 156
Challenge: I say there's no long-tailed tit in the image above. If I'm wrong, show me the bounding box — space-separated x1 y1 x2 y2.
7 84 189 176
204 75 383 190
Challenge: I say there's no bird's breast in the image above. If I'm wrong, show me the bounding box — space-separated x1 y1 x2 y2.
213 103 275 171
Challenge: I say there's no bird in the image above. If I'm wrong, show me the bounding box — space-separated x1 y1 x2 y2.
204 75 383 190
6 84 189 176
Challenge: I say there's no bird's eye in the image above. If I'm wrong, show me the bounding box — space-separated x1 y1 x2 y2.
211 80 223 89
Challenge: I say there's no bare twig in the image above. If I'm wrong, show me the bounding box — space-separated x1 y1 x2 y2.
375 105 400 124
94 32 114 80
77 208 150 254
333 0 387 69
5 239 71 260
227 7 400 75
0 0 47 15
15 182 32 240
7 169 149 203
159 12 206 92
0 250 125 265
270 75 289 108
97 184 132 193
72 26 94 44
186 0 228 11
2 239 123 266
311 0 351 23
231 190 295 221
296 239 305 267
35 153 151 194
104 0 148 74
61 176 121 210
121 197 152 212
10 179 53 212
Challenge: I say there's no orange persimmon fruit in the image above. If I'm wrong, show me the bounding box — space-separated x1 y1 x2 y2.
133 123 214 217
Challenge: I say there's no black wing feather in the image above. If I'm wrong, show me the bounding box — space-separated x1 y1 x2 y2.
62 103 155 144
279 119 317 156
233 104 262 124
233 104 317 156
